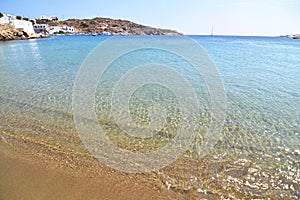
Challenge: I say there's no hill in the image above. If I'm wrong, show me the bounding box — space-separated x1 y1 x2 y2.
49 17 182 35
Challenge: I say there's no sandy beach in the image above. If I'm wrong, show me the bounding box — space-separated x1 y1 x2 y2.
0 136 194 200
0 156 174 200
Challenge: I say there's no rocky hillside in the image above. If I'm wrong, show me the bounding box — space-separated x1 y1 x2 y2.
0 24 46 41
51 17 181 35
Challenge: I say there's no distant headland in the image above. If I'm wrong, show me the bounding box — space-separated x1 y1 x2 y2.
290 34 300 39
0 13 182 41
281 34 300 39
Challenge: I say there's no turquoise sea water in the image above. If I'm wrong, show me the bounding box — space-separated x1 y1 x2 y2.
0 35 299 198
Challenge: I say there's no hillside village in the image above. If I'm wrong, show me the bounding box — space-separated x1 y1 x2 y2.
0 13 76 40
0 12 181 41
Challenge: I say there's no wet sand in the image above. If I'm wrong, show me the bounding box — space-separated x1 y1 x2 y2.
0 136 196 200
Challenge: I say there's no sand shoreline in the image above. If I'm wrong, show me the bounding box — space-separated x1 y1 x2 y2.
0 133 197 200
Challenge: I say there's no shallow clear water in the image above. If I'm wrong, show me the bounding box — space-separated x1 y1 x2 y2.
0 35 299 198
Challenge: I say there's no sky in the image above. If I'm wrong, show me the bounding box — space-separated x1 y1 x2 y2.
1 0 300 36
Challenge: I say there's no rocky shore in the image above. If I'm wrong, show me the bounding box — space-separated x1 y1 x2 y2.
292 34 300 39
282 34 300 39
0 24 47 41
52 17 182 35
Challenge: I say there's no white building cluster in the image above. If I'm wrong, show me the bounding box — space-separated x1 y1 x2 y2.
0 13 75 36
49 26 75 34
0 13 35 35
33 24 75 34
37 15 75 34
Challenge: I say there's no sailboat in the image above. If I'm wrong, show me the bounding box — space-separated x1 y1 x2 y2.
211 26 214 36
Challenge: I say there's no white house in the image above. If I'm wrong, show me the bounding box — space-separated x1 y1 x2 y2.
39 16 58 22
60 26 75 33
12 19 35 35
49 26 75 34
40 16 51 21
0 14 14 24
33 24 49 34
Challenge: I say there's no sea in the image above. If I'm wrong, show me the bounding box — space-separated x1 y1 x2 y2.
0 35 299 199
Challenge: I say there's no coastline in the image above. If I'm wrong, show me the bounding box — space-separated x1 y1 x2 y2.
0 110 268 199
0 15 181 41
0 107 220 199
0 132 191 200
0 35 299 199
0 24 48 41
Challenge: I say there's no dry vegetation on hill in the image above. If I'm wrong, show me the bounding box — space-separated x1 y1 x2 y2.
50 17 182 35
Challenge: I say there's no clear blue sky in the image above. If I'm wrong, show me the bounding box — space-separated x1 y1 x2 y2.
1 0 300 36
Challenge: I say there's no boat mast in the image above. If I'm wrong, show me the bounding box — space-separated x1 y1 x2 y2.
211 25 214 36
